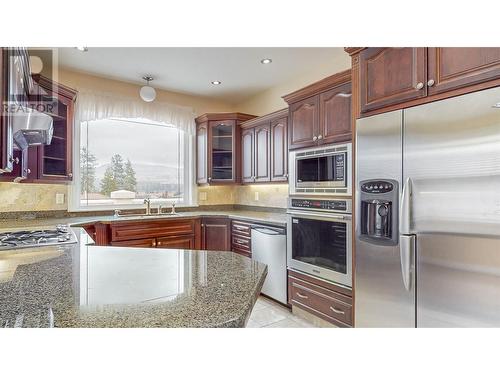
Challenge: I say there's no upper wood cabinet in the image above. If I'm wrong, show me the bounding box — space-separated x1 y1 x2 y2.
359 48 427 113
283 70 352 151
241 128 254 183
288 96 319 150
0 72 77 183
270 116 288 182
254 124 271 182
196 122 208 184
427 48 500 95
195 113 256 185
319 83 352 144
347 47 500 116
240 108 288 184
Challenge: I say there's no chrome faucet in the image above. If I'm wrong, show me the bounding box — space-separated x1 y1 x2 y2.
144 198 151 215
158 204 163 215
171 202 176 214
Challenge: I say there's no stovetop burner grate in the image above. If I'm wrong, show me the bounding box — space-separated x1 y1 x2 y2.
0 224 76 250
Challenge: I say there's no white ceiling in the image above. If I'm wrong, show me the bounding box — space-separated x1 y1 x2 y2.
57 47 347 104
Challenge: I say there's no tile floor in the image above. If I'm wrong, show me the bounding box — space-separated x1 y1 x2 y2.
246 296 315 328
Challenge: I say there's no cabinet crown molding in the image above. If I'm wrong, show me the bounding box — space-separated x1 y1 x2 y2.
344 47 366 56
32 74 78 100
195 112 256 124
240 108 288 129
282 69 352 104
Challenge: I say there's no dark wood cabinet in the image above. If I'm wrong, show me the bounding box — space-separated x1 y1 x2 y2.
241 128 254 183
231 220 252 258
288 96 318 150
283 70 352 151
270 116 288 182
0 73 77 183
240 109 288 184
156 235 195 249
319 83 352 144
348 47 500 116
288 270 353 327
196 122 208 184
427 47 500 95
111 238 157 248
0 48 13 174
254 124 271 182
91 218 201 250
201 217 231 251
195 113 256 185
359 47 427 113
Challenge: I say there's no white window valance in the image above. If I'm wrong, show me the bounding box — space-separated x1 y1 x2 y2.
75 90 197 134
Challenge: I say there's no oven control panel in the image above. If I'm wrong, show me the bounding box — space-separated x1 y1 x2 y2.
290 198 348 211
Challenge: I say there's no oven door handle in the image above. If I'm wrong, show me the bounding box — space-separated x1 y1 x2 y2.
287 210 351 222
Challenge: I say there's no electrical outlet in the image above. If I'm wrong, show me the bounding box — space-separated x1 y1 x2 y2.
56 193 65 205
199 191 207 201
254 191 259 201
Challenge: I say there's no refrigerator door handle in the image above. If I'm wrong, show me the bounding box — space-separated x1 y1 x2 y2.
400 234 415 291
399 177 413 235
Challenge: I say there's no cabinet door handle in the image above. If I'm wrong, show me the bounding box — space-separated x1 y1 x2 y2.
68 173 73 178
208 177 212 182
330 306 345 315
233 224 247 231
427 79 435 87
317 134 323 140
296 292 309 299
416 82 424 90
312 136 318 141
235 239 246 245
284 173 288 178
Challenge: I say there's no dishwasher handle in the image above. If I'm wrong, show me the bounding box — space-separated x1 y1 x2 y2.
250 225 285 236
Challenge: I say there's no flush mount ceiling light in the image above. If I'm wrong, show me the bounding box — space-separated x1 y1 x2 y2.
261 58 272 64
140 76 156 102
211 80 221 85
75 47 88 52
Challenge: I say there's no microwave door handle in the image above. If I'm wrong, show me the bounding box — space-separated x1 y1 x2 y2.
399 177 413 235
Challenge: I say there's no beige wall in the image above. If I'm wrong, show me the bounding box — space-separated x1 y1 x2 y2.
233 52 351 116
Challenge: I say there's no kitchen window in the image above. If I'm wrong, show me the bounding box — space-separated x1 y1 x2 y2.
71 117 194 210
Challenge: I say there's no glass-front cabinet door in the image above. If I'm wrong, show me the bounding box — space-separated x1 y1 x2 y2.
208 120 235 183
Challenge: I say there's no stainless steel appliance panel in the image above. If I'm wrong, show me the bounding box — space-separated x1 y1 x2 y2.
404 86 500 327
251 225 287 304
355 110 416 327
287 209 352 287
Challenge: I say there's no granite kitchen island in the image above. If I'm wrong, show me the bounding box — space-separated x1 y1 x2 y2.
0 228 267 328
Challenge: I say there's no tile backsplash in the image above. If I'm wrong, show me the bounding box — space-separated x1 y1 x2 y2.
0 182 288 214
0 182 68 213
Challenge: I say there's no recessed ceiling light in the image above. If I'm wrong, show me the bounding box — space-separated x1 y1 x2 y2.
211 81 221 85
261 58 272 64
75 47 88 52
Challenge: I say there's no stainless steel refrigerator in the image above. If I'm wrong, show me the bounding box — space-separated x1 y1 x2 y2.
355 86 500 327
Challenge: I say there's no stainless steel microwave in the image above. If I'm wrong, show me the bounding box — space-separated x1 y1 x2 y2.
289 143 352 196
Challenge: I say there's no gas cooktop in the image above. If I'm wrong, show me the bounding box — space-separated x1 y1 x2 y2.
0 224 77 251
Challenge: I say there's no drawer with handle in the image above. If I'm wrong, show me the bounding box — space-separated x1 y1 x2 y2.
232 234 251 251
231 220 252 237
288 275 353 327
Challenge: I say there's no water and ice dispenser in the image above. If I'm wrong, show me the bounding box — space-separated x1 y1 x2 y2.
359 179 399 245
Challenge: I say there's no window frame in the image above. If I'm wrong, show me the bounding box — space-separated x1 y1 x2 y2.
69 117 197 212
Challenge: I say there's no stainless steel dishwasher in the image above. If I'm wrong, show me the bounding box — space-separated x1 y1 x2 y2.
251 224 287 304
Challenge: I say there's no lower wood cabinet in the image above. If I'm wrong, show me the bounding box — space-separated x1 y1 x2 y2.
201 218 231 251
91 218 201 250
111 238 157 248
156 235 196 249
231 220 252 258
288 270 353 327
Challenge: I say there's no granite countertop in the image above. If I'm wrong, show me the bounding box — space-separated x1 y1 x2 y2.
0 209 287 232
0 228 267 328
